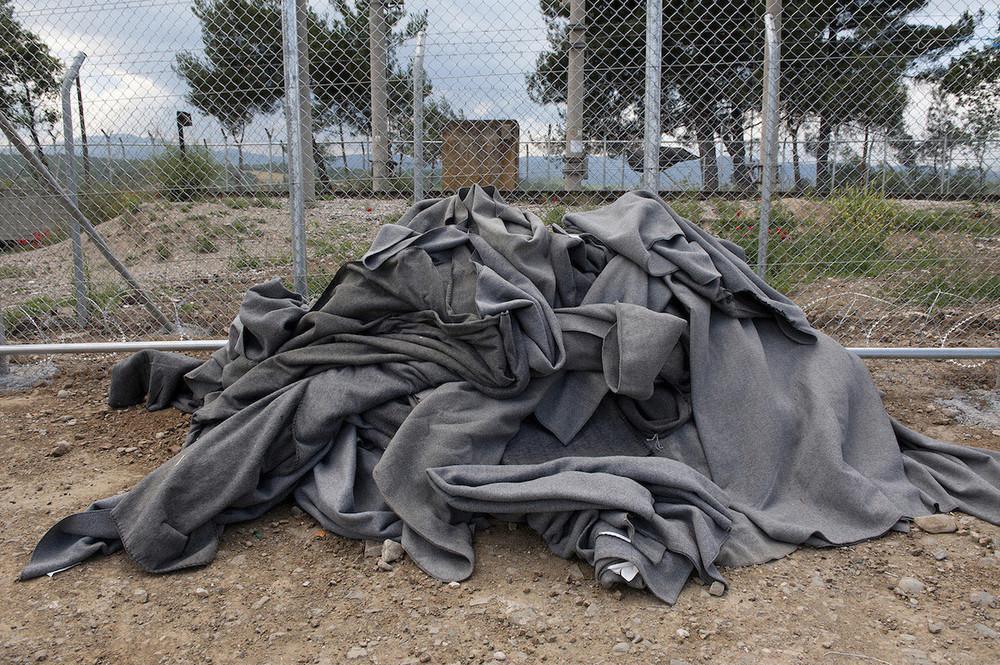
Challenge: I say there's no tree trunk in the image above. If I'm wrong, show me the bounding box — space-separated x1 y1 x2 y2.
311 135 330 192
861 123 870 188
790 122 803 192
815 114 833 194
338 122 348 171
28 121 49 168
722 123 750 192
696 121 718 192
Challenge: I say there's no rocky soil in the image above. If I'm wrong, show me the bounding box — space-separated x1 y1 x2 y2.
0 356 998 665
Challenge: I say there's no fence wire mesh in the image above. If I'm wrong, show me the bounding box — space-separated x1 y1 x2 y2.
0 0 997 351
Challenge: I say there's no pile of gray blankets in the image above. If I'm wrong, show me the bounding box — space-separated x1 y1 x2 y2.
21 186 1000 603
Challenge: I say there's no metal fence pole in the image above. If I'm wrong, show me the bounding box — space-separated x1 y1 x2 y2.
2 339 997 361
0 316 8 376
101 129 113 187
369 0 390 192
642 0 662 192
265 128 274 188
61 52 89 326
294 0 316 202
564 0 586 190
757 10 781 278
76 76 91 185
412 29 426 201
282 0 308 295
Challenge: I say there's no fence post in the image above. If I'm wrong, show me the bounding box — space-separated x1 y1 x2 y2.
642 0 662 192
0 315 8 376
294 0 316 202
757 9 781 278
621 140 626 188
76 77 91 185
369 0 391 192
265 128 274 189
101 129 113 189
564 0 586 190
282 0 309 295
412 29 426 201
881 133 888 194
61 52 89 326
939 133 949 198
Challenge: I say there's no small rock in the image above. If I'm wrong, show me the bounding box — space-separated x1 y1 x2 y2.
932 549 948 561
676 628 690 639
894 577 925 596
49 440 71 457
376 560 393 572
363 540 381 557
969 590 996 608
973 623 998 639
566 563 585 580
251 595 270 610
56 389 70 398
447 581 460 589
913 514 957 534
612 642 631 655
926 620 944 634
133 588 149 603
154 431 166 439
346 646 368 660
506 606 539 627
381 539 405 564
193 587 209 598
493 651 508 661
708 581 725 597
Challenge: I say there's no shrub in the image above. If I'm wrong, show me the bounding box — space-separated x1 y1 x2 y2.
152 147 221 202
79 189 145 225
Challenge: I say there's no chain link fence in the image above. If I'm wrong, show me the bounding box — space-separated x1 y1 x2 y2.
1 0 997 352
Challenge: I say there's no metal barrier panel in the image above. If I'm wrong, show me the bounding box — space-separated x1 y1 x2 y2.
0 1 996 354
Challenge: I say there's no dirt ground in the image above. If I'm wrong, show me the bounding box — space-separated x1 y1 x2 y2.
0 355 997 665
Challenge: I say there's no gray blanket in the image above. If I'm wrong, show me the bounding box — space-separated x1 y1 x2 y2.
21 186 1000 604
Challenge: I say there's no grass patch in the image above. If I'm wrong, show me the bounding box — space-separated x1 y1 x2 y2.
706 190 901 294
542 206 566 227
193 235 219 254
220 196 253 210
220 195 280 210
309 234 362 261
895 271 1000 308
87 284 126 312
0 264 30 279
227 247 290 272
3 295 71 329
229 218 265 237
154 241 172 261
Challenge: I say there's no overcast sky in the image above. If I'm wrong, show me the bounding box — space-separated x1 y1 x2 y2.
12 0 996 152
